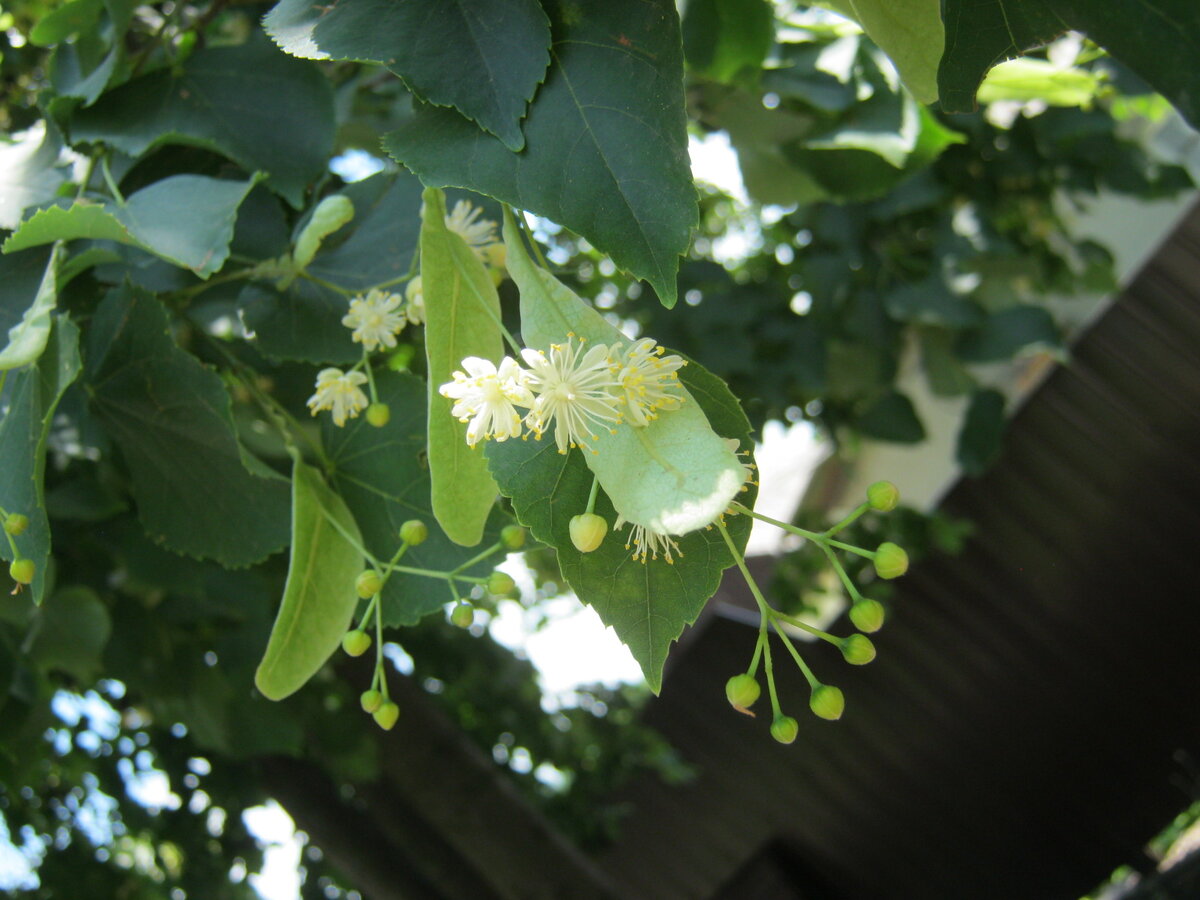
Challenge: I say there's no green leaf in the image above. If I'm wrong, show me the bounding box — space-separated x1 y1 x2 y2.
69 39 335 206
918 327 976 397
956 305 1060 362
0 243 61 371
0 315 82 605
322 371 506 627
938 0 1200 129
822 0 943 103
957 388 1006 475
420 188 502 547
856 390 926 443
30 0 103 46
264 0 550 152
240 173 424 364
486 356 754 693
683 0 775 84
384 0 696 309
85 286 291 566
0 122 68 230
3 174 262 278
504 210 744 536
884 276 984 328
27 587 111 681
255 460 363 701
292 195 354 269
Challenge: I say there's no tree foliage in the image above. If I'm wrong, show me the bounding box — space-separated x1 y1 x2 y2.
0 0 1195 894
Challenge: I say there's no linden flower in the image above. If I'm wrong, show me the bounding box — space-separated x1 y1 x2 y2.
522 337 621 454
614 338 686 427
342 288 406 351
445 200 500 261
404 277 425 325
439 357 534 446
308 368 369 427
616 517 683 565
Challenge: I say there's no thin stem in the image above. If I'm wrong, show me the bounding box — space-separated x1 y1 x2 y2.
363 354 379 405
374 594 388 700
716 518 780 716
449 541 503 576
770 609 840 648
75 156 97 200
515 207 551 270
101 155 125 206
300 270 356 297
370 249 420 293
817 542 863 603
747 616 766 677
585 475 600 515
729 501 825 544
772 622 820 690
355 593 380 632
822 502 869 538
826 538 875 560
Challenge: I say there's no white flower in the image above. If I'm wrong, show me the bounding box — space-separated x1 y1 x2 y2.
439 356 534 446
613 338 686 427
342 288 406 351
445 200 499 261
521 336 621 454
308 368 369 427
616 516 683 565
404 277 425 325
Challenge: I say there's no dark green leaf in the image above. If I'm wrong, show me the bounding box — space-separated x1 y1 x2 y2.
264 0 550 151
0 243 60 371
822 0 942 103
70 39 335 206
85 286 291 566
486 357 755 693
255 460 363 701
956 305 1060 362
0 122 68 230
884 277 984 328
30 0 103 46
956 387 1006 475
3 174 262 278
48 34 118 106
27 587 110 681
918 327 976 397
384 0 696 308
0 315 81 605
322 371 506 627
856 390 926 443
939 0 1200 128
683 0 775 84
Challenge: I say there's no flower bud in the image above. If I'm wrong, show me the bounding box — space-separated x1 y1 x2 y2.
849 598 885 633
866 480 900 512
770 715 799 744
373 700 400 731
809 684 845 721
450 602 474 628
873 542 909 580
360 689 383 713
725 674 761 712
399 520 428 546
500 524 526 550
839 634 876 665
3 513 30 536
9 558 35 585
483 242 507 271
342 629 371 657
366 403 391 427
569 513 607 553
486 571 516 596
355 570 383 599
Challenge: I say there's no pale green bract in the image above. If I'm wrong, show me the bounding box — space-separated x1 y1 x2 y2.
0 242 60 371
255 459 364 701
502 210 744 536
293 194 354 268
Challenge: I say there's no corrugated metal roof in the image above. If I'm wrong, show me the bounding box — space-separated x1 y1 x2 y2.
595 199 1200 899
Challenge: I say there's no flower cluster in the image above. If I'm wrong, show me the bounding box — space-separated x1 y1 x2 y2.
444 199 502 263
438 335 686 454
307 368 369 427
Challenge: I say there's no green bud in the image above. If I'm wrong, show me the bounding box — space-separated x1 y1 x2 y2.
373 700 400 731
3 513 29 536
849 598 885 633
486 571 516 596
399 520 428 546
8 558 35 585
450 602 474 628
366 403 390 427
569 513 608 553
500 524 526 550
866 480 900 512
873 542 909 580
355 570 383 599
360 689 383 713
342 629 371 657
839 634 876 665
809 684 845 721
770 715 799 745
725 674 761 712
